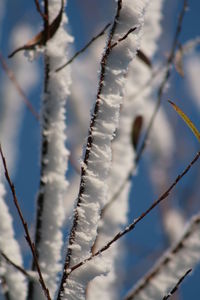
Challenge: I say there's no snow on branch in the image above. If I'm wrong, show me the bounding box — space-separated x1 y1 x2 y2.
63 151 200 277
56 0 149 299
87 1 165 299
0 146 51 300
0 182 27 300
162 269 192 300
28 0 73 299
124 214 200 300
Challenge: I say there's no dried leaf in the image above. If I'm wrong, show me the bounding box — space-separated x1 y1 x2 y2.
8 0 64 58
169 100 200 142
131 115 143 150
137 49 152 68
174 37 200 77
174 46 184 77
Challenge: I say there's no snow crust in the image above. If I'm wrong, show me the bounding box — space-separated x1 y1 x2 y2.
61 1 149 299
125 214 200 300
0 183 27 300
88 1 165 299
32 1 73 299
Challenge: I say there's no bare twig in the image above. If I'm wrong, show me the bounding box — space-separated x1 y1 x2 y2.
55 22 111 72
0 145 51 300
0 52 39 120
34 0 48 21
0 249 35 280
162 269 192 300
124 214 200 300
110 27 137 48
65 151 200 276
136 0 188 163
8 0 63 58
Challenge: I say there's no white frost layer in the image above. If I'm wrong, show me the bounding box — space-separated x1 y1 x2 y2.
124 214 200 300
124 0 174 162
0 183 27 300
0 24 38 300
32 1 73 299
62 1 148 299
88 1 165 299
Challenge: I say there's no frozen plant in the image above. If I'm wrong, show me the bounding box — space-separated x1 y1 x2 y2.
0 1 200 300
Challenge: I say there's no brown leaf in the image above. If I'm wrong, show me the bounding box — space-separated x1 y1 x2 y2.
131 115 143 150
174 37 200 77
8 0 64 58
137 49 152 68
174 46 184 77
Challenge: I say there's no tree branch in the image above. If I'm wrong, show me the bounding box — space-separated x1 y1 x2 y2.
55 22 111 72
34 0 48 21
162 269 192 300
136 0 188 163
66 150 200 276
0 52 39 120
0 249 35 280
101 0 188 217
0 145 51 300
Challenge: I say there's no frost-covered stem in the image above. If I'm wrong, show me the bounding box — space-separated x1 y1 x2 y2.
0 146 51 300
162 269 192 300
0 52 39 120
66 151 200 276
0 184 26 300
106 0 188 210
58 1 123 291
124 214 200 300
28 0 72 299
136 0 188 163
0 250 32 279
29 2 50 295
57 0 148 298
56 22 111 72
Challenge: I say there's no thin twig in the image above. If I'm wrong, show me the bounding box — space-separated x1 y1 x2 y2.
34 0 48 21
65 151 200 275
0 52 39 120
110 27 137 48
0 250 35 280
162 269 192 300
136 0 188 163
55 22 111 72
124 215 200 300
0 145 51 300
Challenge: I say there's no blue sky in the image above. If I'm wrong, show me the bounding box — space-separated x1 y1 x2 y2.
1 0 200 299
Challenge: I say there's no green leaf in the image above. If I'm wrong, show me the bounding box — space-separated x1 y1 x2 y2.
168 100 200 142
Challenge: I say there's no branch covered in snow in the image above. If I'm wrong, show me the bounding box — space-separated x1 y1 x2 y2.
0 146 51 300
162 269 192 300
57 0 149 299
28 0 73 299
124 214 200 300
0 182 27 300
64 151 200 277
88 1 166 298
